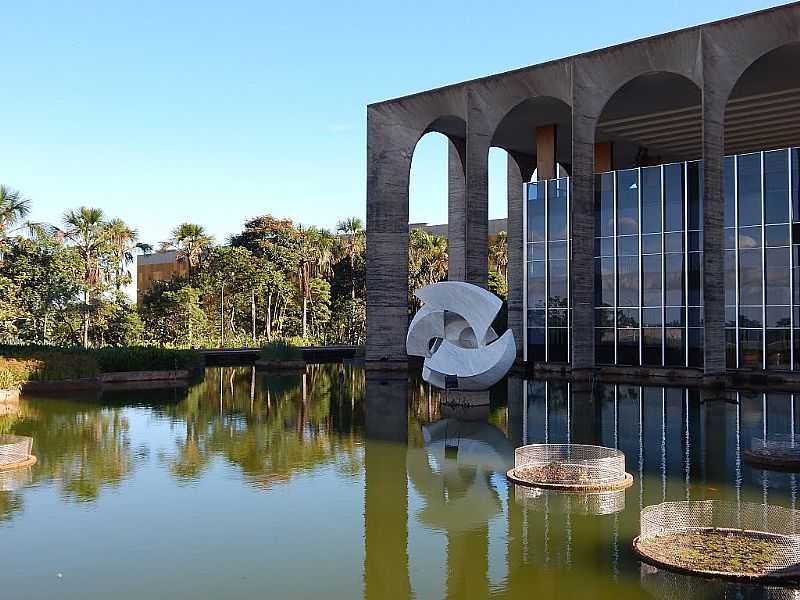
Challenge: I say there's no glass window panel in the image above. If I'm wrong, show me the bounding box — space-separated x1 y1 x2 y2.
726 306 737 328
548 179 568 240
528 328 546 362
665 328 685 367
549 241 567 260
688 307 704 327
726 329 737 368
764 149 789 224
725 228 736 250
643 328 662 366
738 226 761 249
724 156 736 228
548 260 568 307
664 163 685 232
687 161 703 231
528 309 545 327
725 250 736 306
738 153 762 227
527 181 546 242
595 329 615 365
688 231 703 252
642 254 661 307
766 305 791 328
617 308 639 328
528 261 546 308
596 173 615 237
527 242 545 261
548 328 568 363
595 258 615 308
617 329 639 366
617 256 639 307
642 166 661 234
766 224 790 247
595 237 613 257
642 307 662 327
688 253 703 306
795 330 800 371
739 329 763 369
739 306 762 328
688 328 704 368
766 247 790 305
665 232 683 253
793 149 799 223
665 253 684 306
665 307 684 327
738 248 762 305
642 233 661 254
617 169 639 235
618 235 638 256
548 309 568 327
595 308 615 327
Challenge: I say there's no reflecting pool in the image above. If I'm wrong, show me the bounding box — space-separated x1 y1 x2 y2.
2 366 800 598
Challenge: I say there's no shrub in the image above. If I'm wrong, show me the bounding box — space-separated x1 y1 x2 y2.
259 341 303 362
94 347 202 372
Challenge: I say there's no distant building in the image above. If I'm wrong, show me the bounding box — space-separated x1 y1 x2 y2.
410 219 507 239
136 250 187 306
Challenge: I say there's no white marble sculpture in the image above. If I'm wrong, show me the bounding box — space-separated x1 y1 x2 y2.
406 281 516 390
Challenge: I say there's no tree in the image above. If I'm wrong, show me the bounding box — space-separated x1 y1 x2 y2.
104 218 138 290
172 223 214 274
336 217 365 300
408 228 448 307
489 230 508 285
0 186 30 260
63 207 109 348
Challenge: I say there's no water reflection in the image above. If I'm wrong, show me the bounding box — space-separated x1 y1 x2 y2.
1 367 800 598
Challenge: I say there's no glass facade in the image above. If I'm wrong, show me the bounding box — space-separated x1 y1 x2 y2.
523 147 800 371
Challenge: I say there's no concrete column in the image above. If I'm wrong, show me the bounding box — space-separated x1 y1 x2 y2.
365 106 415 364
448 137 467 281
465 88 491 288
508 152 535 359
701 39 728 378
570 77 597 373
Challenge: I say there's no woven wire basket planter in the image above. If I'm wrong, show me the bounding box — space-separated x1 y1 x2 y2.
515 484 625 516
0 435 36 471
506 444 633 491
633 501 800 582
639 563 799 599
744 435 800 471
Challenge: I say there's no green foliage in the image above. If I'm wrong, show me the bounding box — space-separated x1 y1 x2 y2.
259 341 303 361
0 345 202 382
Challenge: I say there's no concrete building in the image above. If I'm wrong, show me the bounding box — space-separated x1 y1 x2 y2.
365 3 800 381
136 250 187 306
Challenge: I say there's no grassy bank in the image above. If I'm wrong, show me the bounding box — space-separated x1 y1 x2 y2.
0 345 203 388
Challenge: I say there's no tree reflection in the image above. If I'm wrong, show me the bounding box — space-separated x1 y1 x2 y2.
160 365 364 489
6 397 134 504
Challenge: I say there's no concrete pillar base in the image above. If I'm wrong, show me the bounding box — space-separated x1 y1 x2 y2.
364 360 409 372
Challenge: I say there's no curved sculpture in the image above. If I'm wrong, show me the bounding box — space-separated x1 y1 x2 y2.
406 281 516 390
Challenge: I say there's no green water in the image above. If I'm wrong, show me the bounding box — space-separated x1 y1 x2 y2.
1 365 799 599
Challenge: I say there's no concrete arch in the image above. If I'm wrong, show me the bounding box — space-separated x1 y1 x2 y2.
723 42 800 155
596 71 703 167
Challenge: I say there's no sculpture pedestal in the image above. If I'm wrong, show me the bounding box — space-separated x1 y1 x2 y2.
440 389 490 407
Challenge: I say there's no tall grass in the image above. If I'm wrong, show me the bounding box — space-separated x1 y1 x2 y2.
259 341 304 362
0 345 203 385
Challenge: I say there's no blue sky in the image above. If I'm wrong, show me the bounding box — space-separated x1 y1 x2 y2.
0 0 787 247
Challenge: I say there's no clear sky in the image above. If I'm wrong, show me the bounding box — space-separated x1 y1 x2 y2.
0 0 788 247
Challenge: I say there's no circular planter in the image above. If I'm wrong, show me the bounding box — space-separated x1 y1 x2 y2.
506 443 633 491
633 500 800 582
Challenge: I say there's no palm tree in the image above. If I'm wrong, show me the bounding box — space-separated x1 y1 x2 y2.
172 223 214 274
63 207 109 347
0 186 31 260
408 228 448 307
336 217 365 300
104 219 138 290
